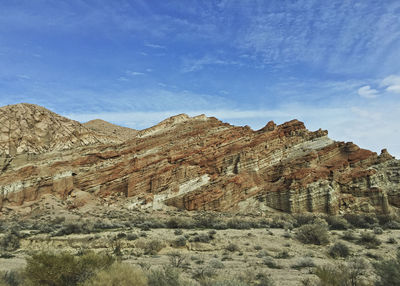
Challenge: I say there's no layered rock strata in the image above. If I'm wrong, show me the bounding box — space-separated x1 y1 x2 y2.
0 104 399 214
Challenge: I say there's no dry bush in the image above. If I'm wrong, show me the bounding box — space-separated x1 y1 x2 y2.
83 263 147 286
357 231 381 249
296 219 330 245
135 239 165 255
374 251 400 286
23 251 114 286
329 242 350 258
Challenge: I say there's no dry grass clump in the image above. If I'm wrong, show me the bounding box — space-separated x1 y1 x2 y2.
83 263 147 286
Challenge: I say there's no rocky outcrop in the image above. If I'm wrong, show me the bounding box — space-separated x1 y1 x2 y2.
0 103 399 214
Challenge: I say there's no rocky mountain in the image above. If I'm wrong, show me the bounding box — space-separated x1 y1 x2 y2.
0 103 399 214
0 103 123 156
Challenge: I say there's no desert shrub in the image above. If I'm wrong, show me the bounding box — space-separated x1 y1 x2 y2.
173 236 187 247
174 229 183 235
344 213 378 229
275 250 290 259
201 278 251 286
209 259 224 269
0 270 24 286
23 251 114 286
325 216 350 230
190 233 213 243
256 250 270 258
315 258 368 286
166 217 194 229
225 243 239 252
0 233 20 252
53 221 95 236
374 227 384 235
147 266 185 286
168 251 188 268
293 213 317 227
83 263 147 286
357 231 381 248
291 257 315 270
193 265 216 280
377 214 400 229
296 219 330 245
384 220 400 229
374 251 400 286
329 242 350 258
126 233 138 241
342 230 357 241
139 239 164 255
387 237 397 244
262 257 282 269
227 218 252 229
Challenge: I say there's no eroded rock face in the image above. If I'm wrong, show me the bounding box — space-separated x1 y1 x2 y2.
0 103 399 214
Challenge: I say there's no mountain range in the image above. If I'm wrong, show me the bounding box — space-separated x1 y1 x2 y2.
0 103 399 214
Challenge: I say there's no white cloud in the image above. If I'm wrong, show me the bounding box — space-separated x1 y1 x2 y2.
126 70 145 76
145 43 166 49
357 85 379 98
381 75 400 94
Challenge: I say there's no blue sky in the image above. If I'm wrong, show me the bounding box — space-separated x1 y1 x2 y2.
0 0 400 157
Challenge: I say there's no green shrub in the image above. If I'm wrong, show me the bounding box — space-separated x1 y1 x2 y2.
293 213 317 227
225 243 239 252
358 231 381 248
315 258 367 286
262 257 282 269
291 257 315 270
173 236 187 247
325 216 350 230
0 270 24 286
341 230 356 241
0 233 20 252
83 263 147 286
296 219 330 245
147 266 185 286
374 251 400 286
23 251 114 286
190 233 213 243
329 242 350 258
344 213 378 228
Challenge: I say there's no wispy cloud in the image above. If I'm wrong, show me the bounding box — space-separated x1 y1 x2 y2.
358 86 378 98
145 43 165 49
181 55 242 73
357 74 400 98
381 75 400 94
126 70 145 76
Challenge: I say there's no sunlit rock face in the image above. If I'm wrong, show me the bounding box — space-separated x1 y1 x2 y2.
0 103 399 214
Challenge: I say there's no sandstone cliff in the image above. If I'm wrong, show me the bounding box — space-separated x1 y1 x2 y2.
0 103 399 215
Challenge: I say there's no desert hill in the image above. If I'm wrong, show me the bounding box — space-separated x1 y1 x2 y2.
83 119 138 141
0 103 399 214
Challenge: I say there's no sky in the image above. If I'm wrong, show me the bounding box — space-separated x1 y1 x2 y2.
0 0 400 157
